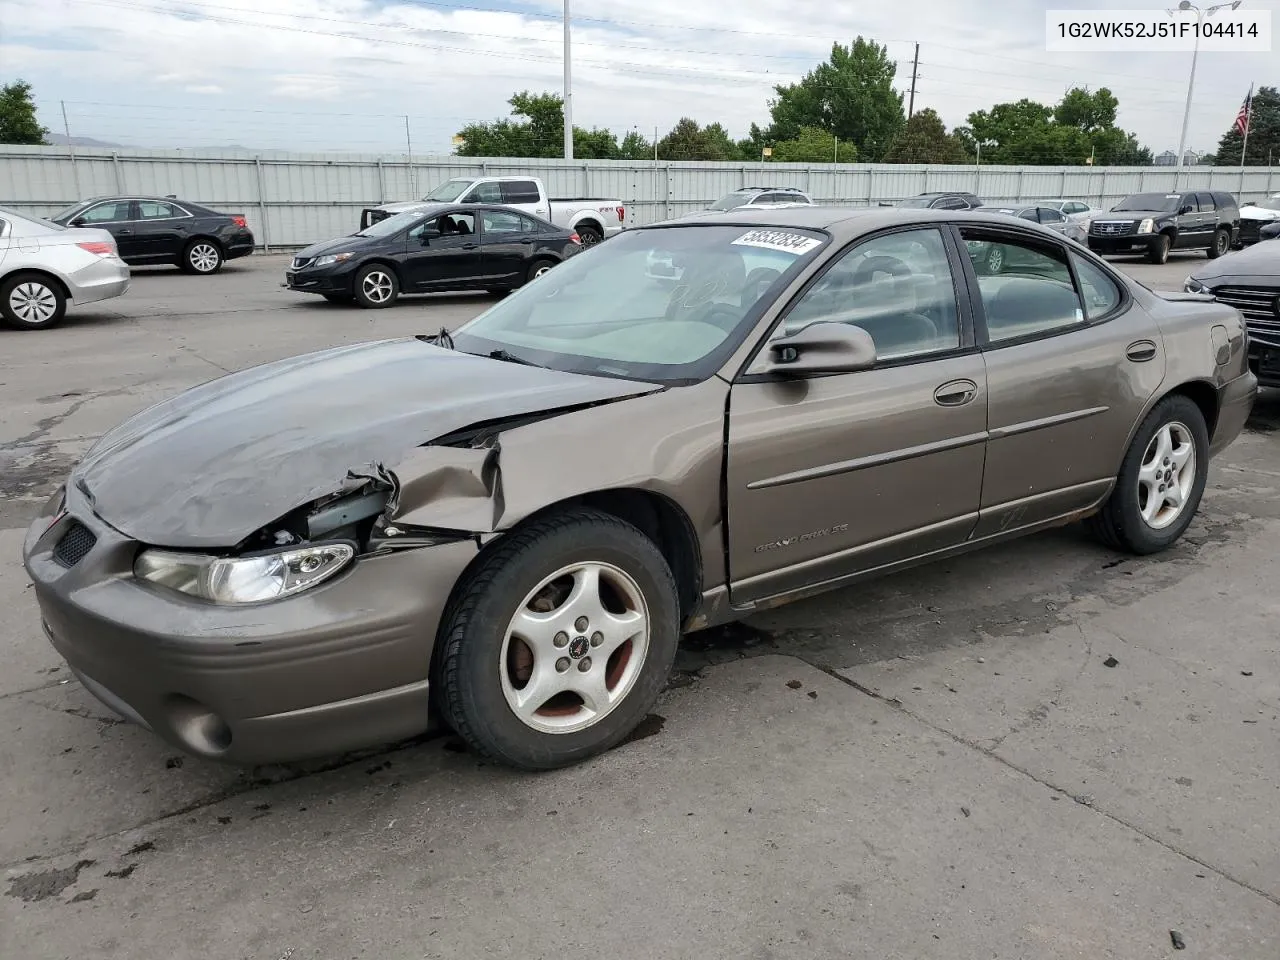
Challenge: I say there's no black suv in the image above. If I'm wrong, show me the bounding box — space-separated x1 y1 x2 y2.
893 192 983 210
1088 190 1239 264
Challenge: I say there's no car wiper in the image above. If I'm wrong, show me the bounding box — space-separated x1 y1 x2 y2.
416 327 454 349
485 349 541 367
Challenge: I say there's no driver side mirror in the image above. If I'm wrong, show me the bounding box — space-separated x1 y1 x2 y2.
764 322 877 376
69 217 85 227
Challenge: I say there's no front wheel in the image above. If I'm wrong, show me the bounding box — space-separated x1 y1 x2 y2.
1147 233 1172 264
1088 395 1209 554
353 264 399 309
1206 228 1230 259
181 240 224 274
526 259 555 284
437 508 680 770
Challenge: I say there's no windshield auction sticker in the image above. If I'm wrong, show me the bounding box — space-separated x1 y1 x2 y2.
731 230 823 255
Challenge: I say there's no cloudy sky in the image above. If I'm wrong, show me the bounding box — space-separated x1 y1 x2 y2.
3 0 1276 157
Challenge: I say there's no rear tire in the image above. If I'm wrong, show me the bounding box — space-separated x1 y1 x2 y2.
1 273 67 330
576 225 603 247
1147 233 1172 264
181 239 224 274
1206 228 1230 259
436 508 680 770
1088 395 1208 554
353 264 399 309
526 259 556 284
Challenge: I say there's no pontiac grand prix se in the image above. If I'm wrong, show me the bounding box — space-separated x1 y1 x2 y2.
23 208 1257 770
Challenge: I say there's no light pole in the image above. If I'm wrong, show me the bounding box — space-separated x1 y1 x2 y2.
563 0 573 160
1171 0 1241 188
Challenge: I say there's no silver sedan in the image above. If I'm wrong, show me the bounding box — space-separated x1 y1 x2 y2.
0 205 130 330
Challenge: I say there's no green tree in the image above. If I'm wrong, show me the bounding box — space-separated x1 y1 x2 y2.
766 38 904 162
0 79 47 145
619 130 653 160
656 117 739 161
957 87 1150 165
883 108 965 163
769 125 853 163
1213 85 1280 165
453 90 618 158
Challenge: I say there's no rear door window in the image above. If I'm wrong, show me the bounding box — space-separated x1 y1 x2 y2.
1194 192 1215 212
137 201 182 219
500 180 541 204
961 228 1086 343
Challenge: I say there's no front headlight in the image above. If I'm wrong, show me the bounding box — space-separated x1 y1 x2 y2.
314 252 355 268
1136 219 1154 234
1184 278 1209 294
135 542 355 604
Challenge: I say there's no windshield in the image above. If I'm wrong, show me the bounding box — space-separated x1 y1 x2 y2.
356 210 424 238
422 179 473 202
896 197 933 208
50 201 90 221
709 193 752 211
450 225 829 383
1114 193 1180 213
1249 197 1280 211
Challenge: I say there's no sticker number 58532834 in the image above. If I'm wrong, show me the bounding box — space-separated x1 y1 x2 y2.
730 230 823 255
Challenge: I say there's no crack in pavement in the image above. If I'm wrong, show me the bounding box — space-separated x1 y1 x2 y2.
817 662 1280 911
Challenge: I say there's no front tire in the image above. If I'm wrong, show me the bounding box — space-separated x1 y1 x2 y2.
1147 233 1172 264
526 259 555 284
181 240 224 274
437 508 680 770
1206 228 1230 259
353 264 399 309
1088 395 1209 554
1 273 67 330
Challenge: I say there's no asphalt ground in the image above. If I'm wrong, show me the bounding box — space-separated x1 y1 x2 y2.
2 251 1278 959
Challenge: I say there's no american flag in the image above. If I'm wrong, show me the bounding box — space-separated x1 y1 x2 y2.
1234 90 1253 136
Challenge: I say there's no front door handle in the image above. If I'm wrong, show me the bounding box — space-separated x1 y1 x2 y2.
934 379 978 406
520 238 534 244
117 229 133 235
1126 339 1157 362
462 242 478 250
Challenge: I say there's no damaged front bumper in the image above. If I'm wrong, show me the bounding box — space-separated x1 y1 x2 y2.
23 484 480 765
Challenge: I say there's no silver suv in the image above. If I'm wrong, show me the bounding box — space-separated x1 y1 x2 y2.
708 187 813 211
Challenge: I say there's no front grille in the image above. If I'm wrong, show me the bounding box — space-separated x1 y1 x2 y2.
53 520 97 568
1214 286 1280 331
1090 220 1137 237
292 256 312 269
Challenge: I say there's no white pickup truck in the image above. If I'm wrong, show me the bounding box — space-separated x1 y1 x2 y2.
360 176 625 246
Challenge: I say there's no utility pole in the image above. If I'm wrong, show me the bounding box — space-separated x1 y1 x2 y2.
907 42 920 119
563 0 573 159
61 100 81 198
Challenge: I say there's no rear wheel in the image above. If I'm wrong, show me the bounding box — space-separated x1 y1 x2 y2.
181 240 224 274
1088 395 1208 554
1147 233 1172 264
526 259 556 284
576 225 603 247
1 273 66 330
353 264 399 309
437 508 680 770
1206 228 1230 259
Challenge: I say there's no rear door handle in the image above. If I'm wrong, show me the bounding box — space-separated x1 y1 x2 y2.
1126 339 1157 362
462 242 478 250
934 379 978 406
520 238 534 244
116 229 133 235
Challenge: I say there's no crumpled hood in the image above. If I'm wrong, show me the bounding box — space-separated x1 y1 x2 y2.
72 339 660 548
1241 206 1280 221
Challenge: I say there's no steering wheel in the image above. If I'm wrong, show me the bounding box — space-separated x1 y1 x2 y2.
849 255 912 287
665 277 729 322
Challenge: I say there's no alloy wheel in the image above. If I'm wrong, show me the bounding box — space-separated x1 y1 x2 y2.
361 270 394 304
499 561 650 735
1138 421 1196 530
8 282 57 324
189 243 220 273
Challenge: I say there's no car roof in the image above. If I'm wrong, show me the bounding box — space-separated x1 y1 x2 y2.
643 205 1057 238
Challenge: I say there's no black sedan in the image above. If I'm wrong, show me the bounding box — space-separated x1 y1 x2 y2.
1186 242 1280 386
49 196 254 274
286 204 582 308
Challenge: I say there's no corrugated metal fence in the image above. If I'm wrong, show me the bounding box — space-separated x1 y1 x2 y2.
2 145 1276 250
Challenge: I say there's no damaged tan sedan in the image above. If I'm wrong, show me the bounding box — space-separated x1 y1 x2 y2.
24 208 1256 770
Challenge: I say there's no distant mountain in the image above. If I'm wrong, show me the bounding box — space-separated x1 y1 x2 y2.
47 133 125 148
